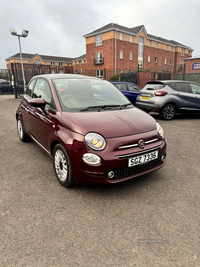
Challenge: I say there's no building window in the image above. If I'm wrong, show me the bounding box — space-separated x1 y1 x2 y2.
45 69 49 74
51 62 55 67
51 70 55 74
155 57 157 64
149 41 151 47
95 52 103 64
35 60 40 65
138 37 144 69
156 42 158 49
119 68 123 73
166 45 168 51
164 58 167 64
44 61 47 65
129 52 133 60
120 51 123 59
78 60 82 66
84 69 86 72
148 55 151 63
120 32 123 41
78 69 82 75
28 60 30 64
59 62 63 66
75 70 77 73
95 34 102 46
130 35 133 43
59 70 64 74
83 59 86 64
181 48 185 56
171 46 174 52
96 69 103 78
170 59 172 65
188 50 190 56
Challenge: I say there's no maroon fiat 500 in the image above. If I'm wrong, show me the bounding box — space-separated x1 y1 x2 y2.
16 74 166 187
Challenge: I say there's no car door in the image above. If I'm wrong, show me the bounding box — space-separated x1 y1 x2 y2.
126 83 140 104
28 78 56 150
189 83 200 110
20 79 36 133
174 82 197 110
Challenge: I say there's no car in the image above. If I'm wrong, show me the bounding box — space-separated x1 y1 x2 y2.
16 74 166 187
135 80 200 120
0 79 13 94
111 81 141 104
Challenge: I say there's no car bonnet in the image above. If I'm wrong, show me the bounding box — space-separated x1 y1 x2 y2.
61 108 156 138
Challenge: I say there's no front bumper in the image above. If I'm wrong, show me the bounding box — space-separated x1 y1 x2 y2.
69 131 167 185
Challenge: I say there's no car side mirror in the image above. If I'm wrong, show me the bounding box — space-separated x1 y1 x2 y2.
30 98 46 108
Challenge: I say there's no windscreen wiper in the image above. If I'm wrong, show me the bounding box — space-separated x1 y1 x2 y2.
80 105 122 112
120 103 133 109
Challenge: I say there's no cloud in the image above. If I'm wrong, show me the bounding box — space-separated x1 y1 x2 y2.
1 0 200 69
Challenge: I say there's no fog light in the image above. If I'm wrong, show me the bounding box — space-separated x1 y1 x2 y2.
107 171 115 179
82 153 101 165
161 155 165 162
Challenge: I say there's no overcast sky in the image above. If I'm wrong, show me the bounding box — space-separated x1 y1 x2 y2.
1 0 200 69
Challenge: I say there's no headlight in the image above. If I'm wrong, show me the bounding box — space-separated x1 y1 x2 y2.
85 133 106 151
156 122 164 138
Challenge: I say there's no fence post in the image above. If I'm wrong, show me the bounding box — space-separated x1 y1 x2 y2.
11 63 17 98
183 64 186 80
137 64 139 86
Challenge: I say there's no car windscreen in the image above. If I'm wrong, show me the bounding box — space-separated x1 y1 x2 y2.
52 78 132 112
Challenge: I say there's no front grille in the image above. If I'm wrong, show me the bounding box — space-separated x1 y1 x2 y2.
106 157 162 180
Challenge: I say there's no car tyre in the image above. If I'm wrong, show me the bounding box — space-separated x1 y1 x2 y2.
17 117 28 141
160 104 176 120
53 144 75 187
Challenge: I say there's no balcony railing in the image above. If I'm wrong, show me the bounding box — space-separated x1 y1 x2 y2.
94 58 104 65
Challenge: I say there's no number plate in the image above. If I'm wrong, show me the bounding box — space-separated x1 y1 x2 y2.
128 151 158 167
141 96 150 100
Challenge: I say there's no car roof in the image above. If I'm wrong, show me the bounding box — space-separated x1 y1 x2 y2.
147 80 198 84
111 81 134 84
32 73 101 81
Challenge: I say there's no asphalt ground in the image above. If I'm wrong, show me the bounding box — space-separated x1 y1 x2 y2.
0 95 199 267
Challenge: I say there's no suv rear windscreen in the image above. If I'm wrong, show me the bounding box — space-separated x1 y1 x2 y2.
143 82 164 90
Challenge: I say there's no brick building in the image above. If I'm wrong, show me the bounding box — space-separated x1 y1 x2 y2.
78 23 193 80
5 53 73 75
183 56 200 73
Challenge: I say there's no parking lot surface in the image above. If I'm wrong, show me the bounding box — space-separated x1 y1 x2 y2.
0 95 199 267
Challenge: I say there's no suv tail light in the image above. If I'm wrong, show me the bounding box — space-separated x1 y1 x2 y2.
154 91 168 96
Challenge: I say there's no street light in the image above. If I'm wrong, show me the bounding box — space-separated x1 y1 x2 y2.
10 29 29 90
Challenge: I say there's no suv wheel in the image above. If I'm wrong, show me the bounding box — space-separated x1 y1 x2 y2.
160 104 176 120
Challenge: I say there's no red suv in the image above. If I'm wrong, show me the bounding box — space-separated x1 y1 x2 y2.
16 74 166 187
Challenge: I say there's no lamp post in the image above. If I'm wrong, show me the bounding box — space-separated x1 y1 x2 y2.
10 29 29 91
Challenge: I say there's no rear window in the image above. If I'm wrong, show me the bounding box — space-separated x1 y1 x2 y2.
143 82 165 90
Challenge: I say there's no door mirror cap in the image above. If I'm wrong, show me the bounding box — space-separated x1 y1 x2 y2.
30 98 46 108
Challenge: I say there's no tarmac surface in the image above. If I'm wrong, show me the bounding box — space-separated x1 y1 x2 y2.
0 94 199 267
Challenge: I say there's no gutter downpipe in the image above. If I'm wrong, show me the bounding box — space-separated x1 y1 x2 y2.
115 29 117 75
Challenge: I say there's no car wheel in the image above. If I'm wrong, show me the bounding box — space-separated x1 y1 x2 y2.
17 117 28 141
0 89 3 94
53 144 75 187
160 104 176 120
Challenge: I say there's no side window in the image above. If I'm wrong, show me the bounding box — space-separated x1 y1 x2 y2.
26 80 35 97
114 83 126 91
127 84 140 92
175 83 190 93
32 79 52 104
190 83 200 94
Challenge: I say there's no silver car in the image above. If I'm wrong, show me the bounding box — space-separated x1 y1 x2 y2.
135 80 200 120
